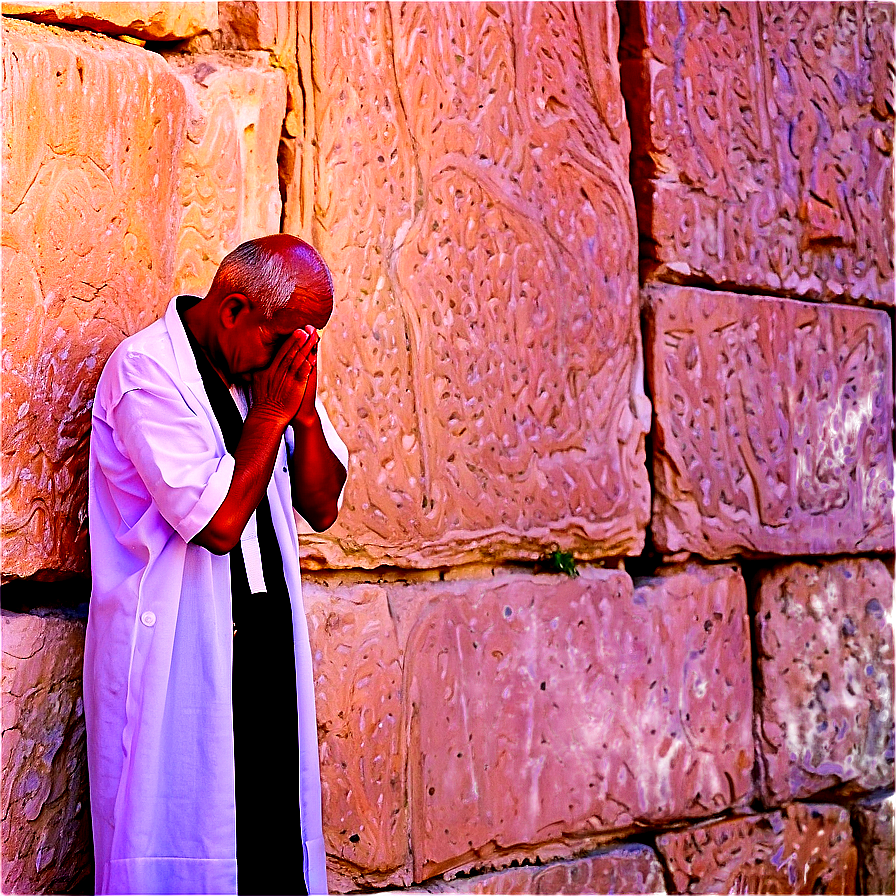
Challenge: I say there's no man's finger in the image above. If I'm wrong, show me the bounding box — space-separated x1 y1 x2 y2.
282 330 318 376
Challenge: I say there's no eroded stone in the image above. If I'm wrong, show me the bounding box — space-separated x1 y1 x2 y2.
656 803 858 894
166 52 287 297
1 19 187 578
303 581 409 890
418 844 667 894
755 560 895 803
216 1 295 56
647 284 894 558
400 565 752 880
621 2 895 306
215 1 302 165
2 1 218 40
1 609 90 895
853 795 895 895
296 2 650 569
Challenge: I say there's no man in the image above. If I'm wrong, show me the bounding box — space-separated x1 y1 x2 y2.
84 235 347 896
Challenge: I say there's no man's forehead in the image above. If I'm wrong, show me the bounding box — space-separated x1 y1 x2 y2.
268 305 320 330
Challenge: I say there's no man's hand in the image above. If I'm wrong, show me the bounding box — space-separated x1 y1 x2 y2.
192 328 318 555
283 329 347 531
252 327 319 426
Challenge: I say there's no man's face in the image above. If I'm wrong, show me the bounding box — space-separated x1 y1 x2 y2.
230 304 320 382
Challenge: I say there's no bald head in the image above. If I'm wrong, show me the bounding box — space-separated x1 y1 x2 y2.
208 235 334 329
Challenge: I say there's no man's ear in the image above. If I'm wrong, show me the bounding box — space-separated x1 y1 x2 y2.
219 293 250 329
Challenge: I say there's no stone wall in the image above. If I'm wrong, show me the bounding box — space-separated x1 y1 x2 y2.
1 3 893 895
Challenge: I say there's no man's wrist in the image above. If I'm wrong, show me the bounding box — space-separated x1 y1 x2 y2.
248 399 293 431
290 408 318 430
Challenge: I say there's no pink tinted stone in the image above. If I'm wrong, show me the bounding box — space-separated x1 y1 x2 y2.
295 2 650 570
656 803 858 894
1 19 187 579
1 609 90 895
303 581 410 890
3 2 218 40
621 2 894 306
166 52 287 297
853 795 895 895
647 284 894 559
423 845 667 894
755 560 895 803
402 566 752 881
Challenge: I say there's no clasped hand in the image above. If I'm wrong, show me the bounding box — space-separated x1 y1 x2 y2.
251 327 319 428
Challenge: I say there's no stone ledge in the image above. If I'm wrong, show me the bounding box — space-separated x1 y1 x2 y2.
2 2 218 41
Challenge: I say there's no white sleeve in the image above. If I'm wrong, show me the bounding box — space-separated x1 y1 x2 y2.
108 368 234 543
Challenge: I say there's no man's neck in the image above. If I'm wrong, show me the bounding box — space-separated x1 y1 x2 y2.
182 299 234 387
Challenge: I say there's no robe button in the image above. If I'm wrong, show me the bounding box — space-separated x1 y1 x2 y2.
140 611 156 627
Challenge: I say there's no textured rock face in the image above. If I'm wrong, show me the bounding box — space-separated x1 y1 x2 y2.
621 2 895 306
647 284 894 558
297 2 651 569
400 566 752 880
217 1 294 55
215 1 302 203
304 581 409 891
420 845 667 894
167 52 287 297
1 609 90 895
755 559 895 803
853 796 895 895
3 1 218 40
656 803 858 894
305 567 752 885
1 19 187 579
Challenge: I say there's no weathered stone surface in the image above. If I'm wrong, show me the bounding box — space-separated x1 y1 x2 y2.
216 1 302 185
853 794 895 895
1 609 90 895
415 845 667 894
755 560 895 804
217 1 295 56
656 803 858 894
621 2 895 306
1 19 187 579
647 284 894 558
304 581 409 890
399 565 752 881
296 2 651 569
2 1 218 40
166 52 287 297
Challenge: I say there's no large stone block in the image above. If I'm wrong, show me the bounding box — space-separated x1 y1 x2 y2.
400 565 753 881
2 2 218 40
304 581 409 890
295 2 651 569
215 1 302 193
647 284 894 558
656 803 858 894
620 2 895 306
216 1 296 56
1 609 90 895
1 19 187 579
755 560 895 803
166 52 287 298
416 844 667 894
853 795 895 895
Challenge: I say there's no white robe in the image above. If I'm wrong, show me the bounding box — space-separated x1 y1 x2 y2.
84 297 345 895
